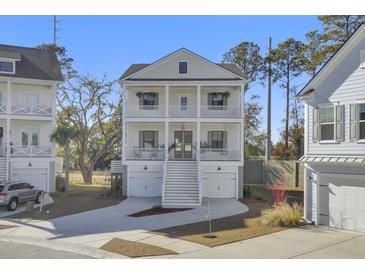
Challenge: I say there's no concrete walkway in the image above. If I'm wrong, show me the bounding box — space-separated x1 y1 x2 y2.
0 198 247 256
169 226 365 259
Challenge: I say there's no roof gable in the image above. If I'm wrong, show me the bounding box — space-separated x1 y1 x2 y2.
120 48 245 81
298 24 365 97
0 44 63 82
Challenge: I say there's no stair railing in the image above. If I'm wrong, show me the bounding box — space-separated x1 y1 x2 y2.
197 149 202 205
162 160 167 205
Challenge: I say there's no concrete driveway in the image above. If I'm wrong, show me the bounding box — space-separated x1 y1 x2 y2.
173 225 365 259
0 198 248 245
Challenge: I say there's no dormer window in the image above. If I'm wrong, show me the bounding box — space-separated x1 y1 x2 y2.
179 61 187 74
0 60 15 74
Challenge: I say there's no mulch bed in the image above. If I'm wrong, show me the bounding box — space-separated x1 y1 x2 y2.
129 207 192 217
100 238 176 258
0 224 17 230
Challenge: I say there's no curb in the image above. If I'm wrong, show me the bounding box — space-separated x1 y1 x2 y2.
0 234 128 259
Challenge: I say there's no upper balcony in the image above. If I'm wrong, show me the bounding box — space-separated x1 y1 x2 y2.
124 85 243 119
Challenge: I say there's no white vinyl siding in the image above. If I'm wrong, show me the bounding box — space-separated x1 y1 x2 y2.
307 105 365 155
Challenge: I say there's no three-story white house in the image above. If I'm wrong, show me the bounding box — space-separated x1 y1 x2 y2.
0 44 62 192
298 25 365 232
115 48 247 207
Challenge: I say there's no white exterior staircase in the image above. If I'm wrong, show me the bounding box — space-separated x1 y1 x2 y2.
0 157 7 182
163 161 201 207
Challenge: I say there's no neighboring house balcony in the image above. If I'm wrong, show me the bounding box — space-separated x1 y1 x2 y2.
123 122 242 161
0 119 55 158
0 103 53 116
124 85 243 119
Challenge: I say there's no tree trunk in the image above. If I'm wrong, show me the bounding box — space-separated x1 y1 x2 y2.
81 166 94 184
285 82 290 150
64 143 70 192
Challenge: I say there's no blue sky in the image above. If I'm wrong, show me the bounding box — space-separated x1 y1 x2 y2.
0 16 321 142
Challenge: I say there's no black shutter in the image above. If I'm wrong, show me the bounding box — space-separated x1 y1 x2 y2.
139 131 143 148
153 131 158 148
223 131 227 148
208 131 213 148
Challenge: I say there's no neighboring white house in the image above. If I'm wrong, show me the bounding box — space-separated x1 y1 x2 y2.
113 48 247 207
298 24 365 232
0 44 63 192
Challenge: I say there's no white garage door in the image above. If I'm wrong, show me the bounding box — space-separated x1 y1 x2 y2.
319 176 365 232
129 172 162 197
203 172 236 198
12 168 48 191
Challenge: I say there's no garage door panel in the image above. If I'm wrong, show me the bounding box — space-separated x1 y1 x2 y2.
324 176 365 232
203 172 236 198
129 171 162 197
12 168 48 191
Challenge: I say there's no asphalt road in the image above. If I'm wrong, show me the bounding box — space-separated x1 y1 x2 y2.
0 241 93 259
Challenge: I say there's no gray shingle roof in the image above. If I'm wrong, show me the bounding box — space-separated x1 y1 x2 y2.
120 62 244 80
0 44 63 81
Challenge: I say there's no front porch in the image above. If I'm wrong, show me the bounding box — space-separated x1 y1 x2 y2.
124 122 242 161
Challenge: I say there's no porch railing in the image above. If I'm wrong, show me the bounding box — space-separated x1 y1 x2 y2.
200 148 241 161
200 105 241 118
11 104 52 116
127 105 165 118
126 148 165 160
10 146 52 157
168 105 197 118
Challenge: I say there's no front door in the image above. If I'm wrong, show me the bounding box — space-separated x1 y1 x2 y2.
174 130 193 159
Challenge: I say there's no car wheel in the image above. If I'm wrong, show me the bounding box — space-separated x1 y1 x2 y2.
7 198 18 211
35 192 43 204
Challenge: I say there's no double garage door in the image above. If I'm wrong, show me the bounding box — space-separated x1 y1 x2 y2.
12 168 48 191
317 176 365 232
202 172 236 198
129 171 162 197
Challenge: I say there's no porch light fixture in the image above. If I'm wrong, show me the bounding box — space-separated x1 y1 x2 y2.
144 166 148 170
28 162 32 167
217 166 221 171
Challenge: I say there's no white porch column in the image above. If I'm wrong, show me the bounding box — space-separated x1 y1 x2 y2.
51 83 57 157
197 85 201 118
165 85 169 118
240 84 245 161
122 85 127 162
165 85 169 160
6 79 11 180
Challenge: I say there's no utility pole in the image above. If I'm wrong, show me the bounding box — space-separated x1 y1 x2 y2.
53 15 58 46
265 37 272 162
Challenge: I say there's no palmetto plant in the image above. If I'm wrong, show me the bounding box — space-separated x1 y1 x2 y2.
50 125 77 192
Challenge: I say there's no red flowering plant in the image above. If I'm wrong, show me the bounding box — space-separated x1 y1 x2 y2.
269 180 288 206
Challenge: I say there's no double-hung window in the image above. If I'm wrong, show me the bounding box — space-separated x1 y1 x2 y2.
139 130 158 149
360 104 365 140
208 131 227 151
208 92 228 110
319 106 335 141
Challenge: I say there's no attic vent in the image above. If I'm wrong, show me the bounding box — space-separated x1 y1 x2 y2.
361 49 365 69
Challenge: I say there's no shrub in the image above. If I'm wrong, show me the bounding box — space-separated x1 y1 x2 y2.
269 180 288 206
152 204 162 210
261 202 303 227
55 175 65 192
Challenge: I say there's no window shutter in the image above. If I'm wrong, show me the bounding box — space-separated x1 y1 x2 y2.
336 105 344 141
139 131 143 148
208 94 213 105
312 108 319 143
139 93 143 106
153 131 158 148
223 95 228 106
154 93 159 106
223 131 227 149
208 131 213 148
350 104 358 141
